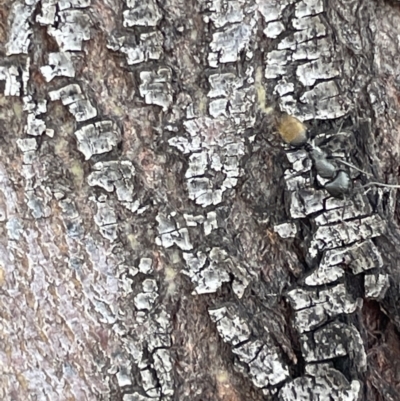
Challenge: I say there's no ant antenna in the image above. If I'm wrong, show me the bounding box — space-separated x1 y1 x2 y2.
335 157 400 189
335 159 374 177
363 182 400 189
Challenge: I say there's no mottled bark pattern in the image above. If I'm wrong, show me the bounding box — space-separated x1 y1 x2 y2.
1 0 400 400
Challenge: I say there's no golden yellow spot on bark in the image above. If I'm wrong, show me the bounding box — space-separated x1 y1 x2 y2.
164 265 178 296
215 369 240 401
69 160 85 188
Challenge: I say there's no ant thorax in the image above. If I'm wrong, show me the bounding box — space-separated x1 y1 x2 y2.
308 129 356 196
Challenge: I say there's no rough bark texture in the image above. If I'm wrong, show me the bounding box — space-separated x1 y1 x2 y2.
2 0 400 400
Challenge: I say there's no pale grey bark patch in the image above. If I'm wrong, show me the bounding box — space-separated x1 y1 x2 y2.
48 9 91 51
209 304 290 389
5 1 36 55
279 366 361 401
273 222 297 238
88 160 135 203
309 215 386 258
49 84 97 121
287 284 360 333
0 66 20 96
301 321 367 371
40 52 76 82
75 122 120 159
123 0 162 28
139 68 173 110
108 32 164 66
364 273 390 300
92 196 119 241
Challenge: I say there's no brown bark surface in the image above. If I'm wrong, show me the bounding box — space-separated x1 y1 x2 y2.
2 0 400 400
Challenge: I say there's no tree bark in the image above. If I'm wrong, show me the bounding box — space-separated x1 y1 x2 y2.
1 0 400 400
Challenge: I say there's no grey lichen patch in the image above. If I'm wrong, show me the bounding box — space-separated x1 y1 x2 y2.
16 134 53 219
182 249 230 295
278 16 327 50
209 305 289 389
16 138 38 153
123 0 162 27
26 190 52 219
296 59 340 87
265 50 291 80
264 21 285 38
179 218 251 296
274 222 297 238
49 83 83 105
187 176 219 207
300 81 348 120
49 84 97 122
292 37 332 61
257 0 294 24
67 99 97 122
204 211 218 236
108 32 164 65
5 1 36 55
300 321 367 369
263 0 348 120
6 217 23 240
318 240 383 276
279 366 361 401
169 117 245 207
48 9 91 51
134 279 158 310
59 198 84 239
207 74 254 119
92 196 118 241
114 306 174 399
139 68 172 110
75 121 121 160
40 52 76 82
23 97 48 137
304 263 345 286
365 273 390 300
58 0 91 10
287 284 360 333
36 0 57 25
289 188 327 218
123 393 154 401
205 0 246 28
25 113 46 136
236 342 290 387
88 160 135 202
314 195 372 226
138 257 153 274
209 305 252 346
156 213 193 251
0 66 21 96
208 24 252 67
208 73 244 99
295 0 324 18
309 214 386 258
